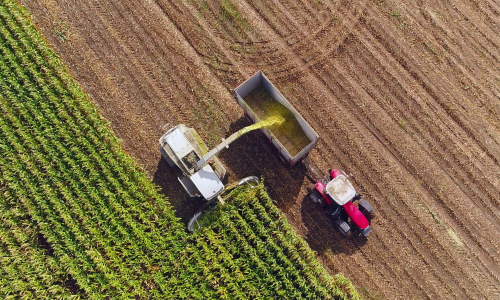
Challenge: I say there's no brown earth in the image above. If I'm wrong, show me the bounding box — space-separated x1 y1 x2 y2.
21 0 500 298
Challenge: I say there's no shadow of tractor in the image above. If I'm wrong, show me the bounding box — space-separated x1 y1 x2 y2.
300 193 367 256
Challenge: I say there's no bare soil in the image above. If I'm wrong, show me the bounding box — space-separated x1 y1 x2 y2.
22 0 500 298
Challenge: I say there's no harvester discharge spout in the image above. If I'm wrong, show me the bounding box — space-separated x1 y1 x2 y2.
194 116 284 172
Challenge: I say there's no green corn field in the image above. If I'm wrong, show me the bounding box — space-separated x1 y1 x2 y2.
0 1 358 299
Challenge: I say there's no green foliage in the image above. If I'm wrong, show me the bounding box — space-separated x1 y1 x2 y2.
0 1 359 299
0 1 185 298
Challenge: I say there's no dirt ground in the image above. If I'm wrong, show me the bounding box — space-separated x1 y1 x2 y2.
21 0 500 298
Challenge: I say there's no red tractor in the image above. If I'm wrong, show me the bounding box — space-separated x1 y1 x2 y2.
308 169 374 237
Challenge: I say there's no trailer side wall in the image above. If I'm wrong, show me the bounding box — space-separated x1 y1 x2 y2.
234 71 318 165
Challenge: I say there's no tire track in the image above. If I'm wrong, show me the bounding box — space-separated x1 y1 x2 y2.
229 0 498 296
318 55 500 286
363 5 500 169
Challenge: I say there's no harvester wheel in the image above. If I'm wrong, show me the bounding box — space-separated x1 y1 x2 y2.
237 176 259 188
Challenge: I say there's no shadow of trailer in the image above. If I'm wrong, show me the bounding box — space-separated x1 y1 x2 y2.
234 71 319 166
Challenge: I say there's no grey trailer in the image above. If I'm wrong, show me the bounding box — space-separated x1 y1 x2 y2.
234 71 319 165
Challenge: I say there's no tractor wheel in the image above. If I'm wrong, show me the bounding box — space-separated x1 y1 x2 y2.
334 219 350 236
358 198 375 219
308 188 327 207
309 192 320 204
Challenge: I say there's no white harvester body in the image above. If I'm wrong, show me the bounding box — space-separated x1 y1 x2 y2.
160 125 226 201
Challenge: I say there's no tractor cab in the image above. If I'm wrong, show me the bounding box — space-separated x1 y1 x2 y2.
324 174 357 206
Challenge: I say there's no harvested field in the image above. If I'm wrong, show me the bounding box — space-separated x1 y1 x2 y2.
21 0 500 298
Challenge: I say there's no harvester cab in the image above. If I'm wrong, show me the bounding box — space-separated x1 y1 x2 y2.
159 125 227 201
308 167 374 237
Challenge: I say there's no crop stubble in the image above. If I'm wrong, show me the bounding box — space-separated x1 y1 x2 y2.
21 0 500 298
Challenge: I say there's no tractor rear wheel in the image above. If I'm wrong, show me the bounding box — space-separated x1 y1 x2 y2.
358 198 375 219
334 219 350 236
